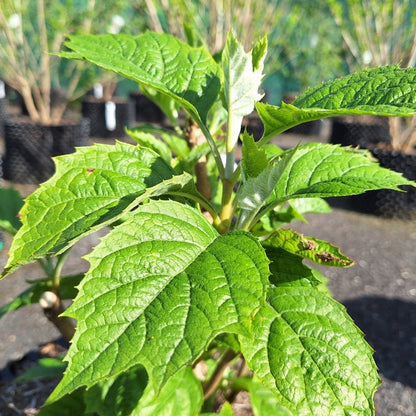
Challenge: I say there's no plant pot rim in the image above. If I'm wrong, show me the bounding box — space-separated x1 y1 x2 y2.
5 115 87 128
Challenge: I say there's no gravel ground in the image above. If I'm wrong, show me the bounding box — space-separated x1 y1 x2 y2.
0 130 415 414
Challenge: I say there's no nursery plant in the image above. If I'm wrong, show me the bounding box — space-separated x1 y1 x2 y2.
0 0 143 124
2 31 416 415
327 0 416 153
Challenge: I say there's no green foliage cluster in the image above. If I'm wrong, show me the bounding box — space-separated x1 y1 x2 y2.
1 31 416 415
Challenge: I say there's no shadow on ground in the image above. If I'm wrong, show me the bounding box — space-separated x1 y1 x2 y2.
344 296 416 388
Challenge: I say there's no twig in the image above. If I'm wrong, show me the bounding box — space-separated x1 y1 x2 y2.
202 350 238 400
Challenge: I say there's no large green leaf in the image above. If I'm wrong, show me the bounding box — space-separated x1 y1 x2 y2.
268 143 415 205
47 200 269 403
1 142 176 276
240 287 380 415
60 32 221 124
257 65 416 143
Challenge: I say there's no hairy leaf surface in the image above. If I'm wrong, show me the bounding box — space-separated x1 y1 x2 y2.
269 143 415 204
60 32 221 124
222 32 265 150
2 142 174 276
257 65 416 142
48 200 269 402
240 287 380 415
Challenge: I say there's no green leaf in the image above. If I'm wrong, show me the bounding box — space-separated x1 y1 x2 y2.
38 390 88 416
2 142 174 276
241 131 269 179
84 365 148 416
269 143 415 204
0 285 44 319
236 147 297 230
240 287 380 415
264 228 355 267
249 378 293 416
257 65 416 143
255 198 331 234
57 273 84 300
290 197 331 216
222 32 265 151
126 127 172 163
131 366 202 416
265 246 329 289
15 357 67 381
0 187 24 235
47 200 269 403
128 124 190 159
61 32 221 124
180 142 212 174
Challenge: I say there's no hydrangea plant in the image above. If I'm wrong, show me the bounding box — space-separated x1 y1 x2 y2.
2 31 416 415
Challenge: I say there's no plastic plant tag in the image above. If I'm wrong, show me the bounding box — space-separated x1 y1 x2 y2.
0 81 5 99
105 101 116 131
93 83 103 99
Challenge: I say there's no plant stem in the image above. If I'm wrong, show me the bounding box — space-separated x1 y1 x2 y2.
52 249 70 291
185 120 212 201
40 291 75 343
218 178 235 233
202 349 238 401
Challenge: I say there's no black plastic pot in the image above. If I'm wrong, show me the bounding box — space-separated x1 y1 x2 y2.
335 148 416 219
241 112 264 140
286 119 323 136
129 91 165 124
0 97 8 138
3 117 90 184
329 116 390 148
82 97 134 138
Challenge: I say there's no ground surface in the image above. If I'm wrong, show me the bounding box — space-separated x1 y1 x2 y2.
0 131 415 415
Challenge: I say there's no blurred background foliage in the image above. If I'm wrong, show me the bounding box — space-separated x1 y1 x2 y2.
1 0 415 106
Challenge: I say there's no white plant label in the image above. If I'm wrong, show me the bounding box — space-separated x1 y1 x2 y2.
105 101 117 131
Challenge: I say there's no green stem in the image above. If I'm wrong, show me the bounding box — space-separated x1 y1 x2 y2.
218 178 235 233
37 256 54 277
224 147 237 179
52 249 70 291
197 119 225 179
